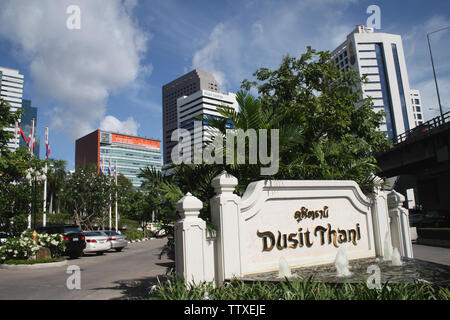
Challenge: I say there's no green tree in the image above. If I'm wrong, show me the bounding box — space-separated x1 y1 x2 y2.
46 159 68 214
65 165 117 230
139 47 391 237
0 148 46 235
123 190 152 237
0 98 23 154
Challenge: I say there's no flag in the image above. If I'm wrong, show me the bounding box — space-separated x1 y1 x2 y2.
100 156 104 175
108 158 111 176
28 119 35 154
114 160 117 184
18 124 27 143
45 127 50 159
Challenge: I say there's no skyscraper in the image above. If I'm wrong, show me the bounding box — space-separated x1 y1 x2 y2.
19 99 40 158
176 90 238 163
331 25 416 141
162 69 220 165
75 129 162 189
0 66 24 151
410 89 424 127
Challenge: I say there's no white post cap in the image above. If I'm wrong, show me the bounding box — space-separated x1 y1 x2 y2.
176 193 203 219
211 171 238 194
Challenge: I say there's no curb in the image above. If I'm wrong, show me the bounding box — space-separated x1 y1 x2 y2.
0 259 68 270
128 238 154 244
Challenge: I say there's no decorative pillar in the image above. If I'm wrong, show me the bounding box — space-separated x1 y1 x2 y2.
388 190 413 258
174 193 210 284
370 175 391 257
210 171 243 284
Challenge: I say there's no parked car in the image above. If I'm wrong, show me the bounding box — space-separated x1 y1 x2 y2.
100 230 127 252
421 211 449 228
83 231 111 255
37 225 86 259
409 211 425 227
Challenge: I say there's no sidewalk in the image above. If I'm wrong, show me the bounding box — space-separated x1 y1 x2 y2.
412 244 450 266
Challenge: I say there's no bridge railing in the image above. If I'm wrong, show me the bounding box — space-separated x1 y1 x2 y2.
393 110 450 144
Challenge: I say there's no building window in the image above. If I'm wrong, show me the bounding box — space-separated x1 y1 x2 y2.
392 43 410 132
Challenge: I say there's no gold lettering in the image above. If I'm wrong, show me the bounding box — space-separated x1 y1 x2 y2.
338 229 347 243
298 228 304 247
327 224 339 248
348 229 358 246
304 229 314 248
356 223 361 240
276 231 288 250
288 233 299 248
257 230 275 252
314 225 327 246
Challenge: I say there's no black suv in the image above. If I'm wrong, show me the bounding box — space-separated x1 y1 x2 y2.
37 225 86 258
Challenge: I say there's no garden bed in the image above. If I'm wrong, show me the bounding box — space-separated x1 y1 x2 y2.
0 257 68 270
150 275 450 300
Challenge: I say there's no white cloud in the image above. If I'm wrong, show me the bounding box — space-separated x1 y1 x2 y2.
189 0 357 92
0 0 149 139
403 15 450 121
99 115 140 136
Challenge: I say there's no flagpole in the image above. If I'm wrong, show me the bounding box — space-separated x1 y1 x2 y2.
14 121 18 150
115 160 118 232
29 118 35 155
109 158 112 231
43 127 49 227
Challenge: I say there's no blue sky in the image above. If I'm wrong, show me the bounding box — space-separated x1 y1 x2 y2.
0 0 449 169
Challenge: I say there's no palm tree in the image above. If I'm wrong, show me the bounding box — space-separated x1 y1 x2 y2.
47 159 67 214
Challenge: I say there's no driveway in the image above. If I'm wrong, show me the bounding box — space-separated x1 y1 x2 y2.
0 238 173 300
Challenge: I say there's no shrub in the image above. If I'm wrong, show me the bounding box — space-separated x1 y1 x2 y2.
121 230 145 241
0 230 66 263
150 275 450 300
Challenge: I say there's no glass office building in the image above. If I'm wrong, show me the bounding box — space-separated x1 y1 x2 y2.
75 130 161 188
19 99 40 158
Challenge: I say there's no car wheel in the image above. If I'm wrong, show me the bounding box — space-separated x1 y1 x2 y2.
115 248 123 252
96 251 104 255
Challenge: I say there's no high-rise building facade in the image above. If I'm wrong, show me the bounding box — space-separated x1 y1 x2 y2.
0 66 24 151
162 69 220 165
410 89 424 127
19 99 40 158
75 130 162 188
331 25 416 141
175 90 238 162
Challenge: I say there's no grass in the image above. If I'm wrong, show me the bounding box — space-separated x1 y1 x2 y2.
150 275 450 300
3 256 67 265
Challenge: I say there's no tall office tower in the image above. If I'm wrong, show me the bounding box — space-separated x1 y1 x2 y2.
410 90 424 127
176 90 238 163
162 69 220 165
75 129 162 188
0 67 24 151
331 25 416 141
19 99 40 158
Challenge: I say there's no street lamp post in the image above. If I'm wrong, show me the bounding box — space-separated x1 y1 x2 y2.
26 168 47 231
427 26 450 122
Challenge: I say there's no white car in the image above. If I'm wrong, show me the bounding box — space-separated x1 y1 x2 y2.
83 231 111 255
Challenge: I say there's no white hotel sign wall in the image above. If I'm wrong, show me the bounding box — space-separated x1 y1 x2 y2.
175 172 412 285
